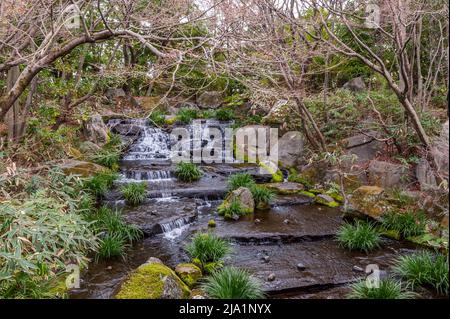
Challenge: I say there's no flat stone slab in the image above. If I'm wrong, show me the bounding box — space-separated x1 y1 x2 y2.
228 239 416 294
265 182 304 194
195 203 344 242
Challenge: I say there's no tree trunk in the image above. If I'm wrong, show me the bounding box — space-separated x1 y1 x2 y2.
5 65 20 143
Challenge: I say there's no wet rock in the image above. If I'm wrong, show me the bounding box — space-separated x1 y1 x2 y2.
115 259 190 299
342 76 366 92
267 273 276 282
276 131 304 167
254 218 261 224
57 159 107 177
368 160 409 188
262 255 270 263
315 194 339 208
175 263 202 288
84 114 109 145
265 182 304 195
283 219 290 225
197 91 223 109
296 263 306 271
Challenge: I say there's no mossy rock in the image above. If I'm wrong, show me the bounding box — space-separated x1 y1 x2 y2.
265 182 304 195
326 191 344 202
165 116 177 125
271 170 284 183
299 190 316 198
58 159 108 177
348 186 390 221
380 229 401 240
115 260 190 299
175 263 203 288
315 194 340 208
208 219 217 228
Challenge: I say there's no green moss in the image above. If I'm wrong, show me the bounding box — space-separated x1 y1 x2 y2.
380 229 401 240
288 169 314 188
327 191 344 202
208 219 217 228
309 188 325 195
271 170 284 183
175 263 202 288
299 190 316 198
115 263 190 299
315 195 340 207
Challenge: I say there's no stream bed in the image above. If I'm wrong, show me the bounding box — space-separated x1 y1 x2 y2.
70 118 432 299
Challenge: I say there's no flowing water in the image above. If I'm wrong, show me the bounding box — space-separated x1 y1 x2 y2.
71 118 433 299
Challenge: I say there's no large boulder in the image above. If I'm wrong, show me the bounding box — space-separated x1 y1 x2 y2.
341 131 383 164
368 160 409 188
431 120 449 180
218 187 255 219
347 186 389 221
276 131 304 167
197 91 223 109
175 263 202 288
57 160 107 177
84 114 109 145
415 159 437 190
342 76 366 92
115 257 190 299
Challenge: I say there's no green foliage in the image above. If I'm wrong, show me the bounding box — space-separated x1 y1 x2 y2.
121 182 147 206
90 149 120 170
175 162 203 182
381 210 426 238
337 221 381 253
347 278 416 299
186 233 231 265
149 110 167 126
218 199 247 219
215 108 235 121
393 251 449 295
287 169 313 188
201 266 265 299
96 234 126 260
224 93 247 108
250 185 274 207
84 171 118 197
177 107 199 124
227 173 255 191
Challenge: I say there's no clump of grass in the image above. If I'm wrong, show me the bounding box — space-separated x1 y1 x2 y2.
201 266 265 299
84 171 118 197
177 107 198 124
200 109 216 119
215 108 235 121
91 149 120 170
186 233 231 265
250 185 274 208
175 162 203 182
120 182 147 206
90 206 143 260
97 234 126 260
149 110 167 126
393 251 449 295
218 198 247 219
337 221 381 253
347 278 417 299
381 210 426 238
227 173 255 191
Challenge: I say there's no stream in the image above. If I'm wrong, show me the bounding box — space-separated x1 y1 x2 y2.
70 118 428 299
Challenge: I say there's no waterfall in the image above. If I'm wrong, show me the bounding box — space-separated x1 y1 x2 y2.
160 216 193 240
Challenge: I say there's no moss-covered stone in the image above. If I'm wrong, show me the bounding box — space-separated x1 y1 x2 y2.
175 263 202 288
348 186 390 221
208 219 217 228
115 260 190 299
299 190 316 198
380 229 401 240
271 170 284 183
315 194 340 207
265 182 304 195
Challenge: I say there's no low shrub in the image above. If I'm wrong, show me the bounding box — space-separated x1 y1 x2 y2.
121 182 147 205
186 233 231 266
84 171 118 197
177 107 198 124
175 162 203 182
218 198 247 219
381 210 426 238
337 221 381 253
347 278 417 299
215 108 235 121
250 185 274 207
227 173 255 191
201 266 265 299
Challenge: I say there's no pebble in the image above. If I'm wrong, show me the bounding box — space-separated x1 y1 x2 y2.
267 273 276 282
352 265 364 273
283 219 290 224
106 266 112 270
262 255 270 263
254 218 261 224
297 263 306 271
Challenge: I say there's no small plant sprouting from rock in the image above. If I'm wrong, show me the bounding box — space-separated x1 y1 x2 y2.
121 182 147 206
218 198 247 219
175 162 203 182
186 233 231 273
393 251 449 295
347 278 417 299
337 221 381 253
227 173 255 191
201 266 265 299
381 210 426 238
